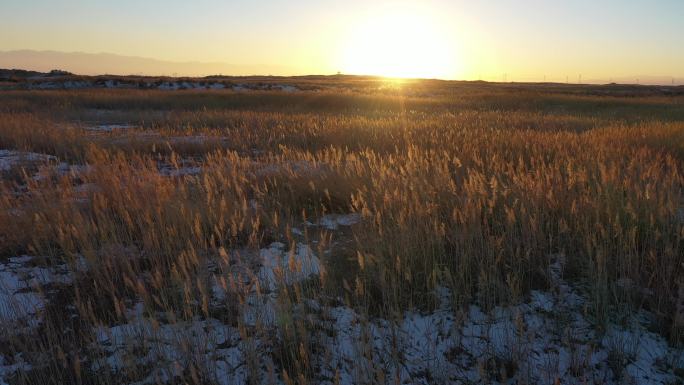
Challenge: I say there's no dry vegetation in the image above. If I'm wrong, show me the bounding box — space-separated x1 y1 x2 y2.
0 80 683 384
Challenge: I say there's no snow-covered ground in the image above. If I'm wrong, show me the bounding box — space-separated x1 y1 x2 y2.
22 79 300 92
0 255 72 324
86 123 135 132
1 147 206 182
318 214 361 230
65 248 684 384
157 165 202 177
1 221 682 384
0 150 56 172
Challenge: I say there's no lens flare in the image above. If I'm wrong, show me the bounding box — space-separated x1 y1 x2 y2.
341 7 459 79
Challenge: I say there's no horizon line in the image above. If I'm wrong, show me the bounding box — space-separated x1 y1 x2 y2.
1 49 683 86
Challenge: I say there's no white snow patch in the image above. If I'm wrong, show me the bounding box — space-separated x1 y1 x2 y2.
164 135 229 145
63 80 91 89
92 316 275 385
208 82 226 89
317 214 361 230
86 123 134 132
28 81 92 89
0 150 56 171
157 157 204 177
229 84 298 92
242 292 278 327
273 84 298 92
158 165 202 177
210 242 321 327
258 242 321 291
56 162 93 176
0 256 72 324
22 79 301 92
28 81 60 90
158 82 180 90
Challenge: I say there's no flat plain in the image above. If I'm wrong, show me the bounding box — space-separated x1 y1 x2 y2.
1 75 683 384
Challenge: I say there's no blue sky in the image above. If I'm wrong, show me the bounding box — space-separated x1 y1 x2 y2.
1 0 682 80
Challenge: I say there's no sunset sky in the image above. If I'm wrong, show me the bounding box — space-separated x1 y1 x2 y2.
1 0 683 82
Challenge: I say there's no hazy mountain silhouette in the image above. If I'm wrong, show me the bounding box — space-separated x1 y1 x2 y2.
0 50 294 77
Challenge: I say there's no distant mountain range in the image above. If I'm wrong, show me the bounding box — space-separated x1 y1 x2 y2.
0 50 294 77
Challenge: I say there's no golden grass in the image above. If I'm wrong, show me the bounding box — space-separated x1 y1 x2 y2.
0 83 682 384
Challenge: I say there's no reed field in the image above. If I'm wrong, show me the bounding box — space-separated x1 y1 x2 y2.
0 78 683 384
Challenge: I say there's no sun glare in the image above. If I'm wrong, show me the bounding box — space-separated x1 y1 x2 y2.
341 8 458 79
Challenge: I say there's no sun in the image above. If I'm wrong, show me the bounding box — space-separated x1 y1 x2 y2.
340 7 459 79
